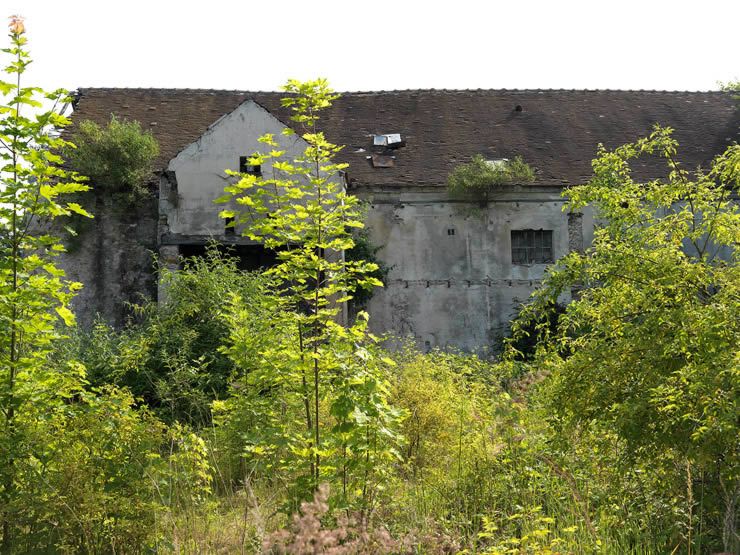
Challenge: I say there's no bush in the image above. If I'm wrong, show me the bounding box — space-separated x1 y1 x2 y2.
511 126 740 553
447 155 534 204
380 348 688 552
67 115 159 201
10 386 211 554
67 248 274 426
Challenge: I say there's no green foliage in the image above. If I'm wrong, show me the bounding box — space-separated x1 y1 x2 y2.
216 78 402 507
0 23 212 553
215 309 402 507
13 386 210 554
386 351 561 544
387 349 506 539
66 247 273 426
512 125 740 553
447 155 535 204
217 79 382 312
66 115 159 202
344 224 389 311
380 347 701 552
392 348 497 474
719 79 740 95
0 19 93 551
3 22 735 552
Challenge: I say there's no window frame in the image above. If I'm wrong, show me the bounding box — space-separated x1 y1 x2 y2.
511 229 554 265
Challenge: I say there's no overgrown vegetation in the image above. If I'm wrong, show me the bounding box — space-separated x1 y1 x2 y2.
1 18 738 554
447 154 535 205
511 125 740 553
66 114 159 202
64 249 273 426
215 78 402 509
0 18 209 554
344 226 389 313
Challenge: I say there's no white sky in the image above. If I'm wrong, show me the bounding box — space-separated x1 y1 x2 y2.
4 0 739 92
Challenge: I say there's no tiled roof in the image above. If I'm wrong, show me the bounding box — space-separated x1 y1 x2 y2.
71 88 739 187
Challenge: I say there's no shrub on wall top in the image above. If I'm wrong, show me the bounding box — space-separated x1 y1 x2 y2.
447 154 535 204
67 115 159 201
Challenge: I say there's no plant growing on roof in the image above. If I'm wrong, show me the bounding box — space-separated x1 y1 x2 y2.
66 115 159 203
215 79 403 508
447 154 535 205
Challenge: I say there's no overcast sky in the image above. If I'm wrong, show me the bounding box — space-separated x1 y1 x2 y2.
4 0 739 93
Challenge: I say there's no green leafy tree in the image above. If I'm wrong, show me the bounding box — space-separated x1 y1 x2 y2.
512 126 739 553
66 115 159 201
216 79 402 507
0 17 93 551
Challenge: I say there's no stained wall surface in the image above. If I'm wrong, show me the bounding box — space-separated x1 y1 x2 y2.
64 88 736 349
56 193 159 328
356 186 581 353
162 99 309 239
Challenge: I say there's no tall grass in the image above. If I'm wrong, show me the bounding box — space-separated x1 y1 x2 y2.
135 347 721 554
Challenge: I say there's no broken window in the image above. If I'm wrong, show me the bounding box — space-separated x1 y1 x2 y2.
511 229 553 264
370 153 395 168
224 216 235 236
239 156 262 176
179 244 277 271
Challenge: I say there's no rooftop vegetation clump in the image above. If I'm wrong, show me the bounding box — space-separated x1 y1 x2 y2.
447 154 535 204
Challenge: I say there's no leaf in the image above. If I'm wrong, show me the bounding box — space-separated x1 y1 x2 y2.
66 202 93 218
55 305 76 326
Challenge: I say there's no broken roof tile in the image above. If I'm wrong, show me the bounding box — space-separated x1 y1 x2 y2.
371 154 395 168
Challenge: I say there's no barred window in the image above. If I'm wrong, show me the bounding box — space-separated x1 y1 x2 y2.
511 229 553 264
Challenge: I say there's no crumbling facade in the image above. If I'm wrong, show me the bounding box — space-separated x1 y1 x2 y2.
63 88 739 352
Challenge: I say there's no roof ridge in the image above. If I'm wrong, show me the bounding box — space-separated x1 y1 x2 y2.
75 87 282 95
75 87 731 95
336 88 731 95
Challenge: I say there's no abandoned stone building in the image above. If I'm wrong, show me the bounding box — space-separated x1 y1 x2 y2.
64 88 739 352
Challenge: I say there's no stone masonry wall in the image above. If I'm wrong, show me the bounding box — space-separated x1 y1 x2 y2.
58 189 159 328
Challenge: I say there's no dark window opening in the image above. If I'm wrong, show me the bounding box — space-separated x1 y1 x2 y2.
224 216 235 236
179 244 277 272
239 156 262 176
447 228 455 236
511 229 553 264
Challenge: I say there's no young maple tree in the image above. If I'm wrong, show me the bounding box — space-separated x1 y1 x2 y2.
0 16 91 551
216 79 402 507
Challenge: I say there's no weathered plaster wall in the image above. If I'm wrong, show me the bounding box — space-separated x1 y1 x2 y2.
63 97 592 349
357 186 582 353
58 191 159 328
161 100 308 239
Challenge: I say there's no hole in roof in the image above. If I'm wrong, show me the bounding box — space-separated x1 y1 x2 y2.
515 105 523 112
